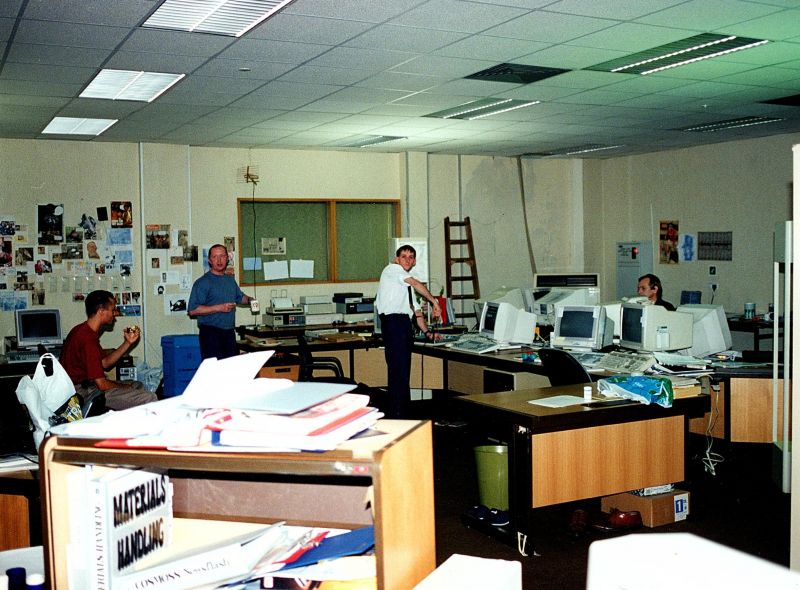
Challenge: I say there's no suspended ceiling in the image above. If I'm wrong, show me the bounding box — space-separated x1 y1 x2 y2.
2 0 800 158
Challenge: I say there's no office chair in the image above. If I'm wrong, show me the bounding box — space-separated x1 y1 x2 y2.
537 347 593 387
680 290 702 305
296 336 354 384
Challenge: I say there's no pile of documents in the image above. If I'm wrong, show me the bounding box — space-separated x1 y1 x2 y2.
50 351 383 452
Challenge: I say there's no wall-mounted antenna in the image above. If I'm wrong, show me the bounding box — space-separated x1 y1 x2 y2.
236 165 260 185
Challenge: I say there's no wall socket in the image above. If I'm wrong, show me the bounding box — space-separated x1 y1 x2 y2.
710 283 718 291
709 265 717 276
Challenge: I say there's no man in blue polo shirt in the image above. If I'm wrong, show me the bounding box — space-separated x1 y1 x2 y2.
188 243 254 360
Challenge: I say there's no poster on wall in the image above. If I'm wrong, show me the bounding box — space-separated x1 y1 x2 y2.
37 203 64 245
659 220 679 264
111 201 133 227
679 234 696 262
146 224 171 249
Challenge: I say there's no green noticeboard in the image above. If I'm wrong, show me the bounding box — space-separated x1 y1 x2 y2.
237 198 399 286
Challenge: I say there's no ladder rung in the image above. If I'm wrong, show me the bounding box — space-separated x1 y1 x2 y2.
449 258 473 263
450 295 475 301
448 221 467 227
451 277 474 282
449 239 468 245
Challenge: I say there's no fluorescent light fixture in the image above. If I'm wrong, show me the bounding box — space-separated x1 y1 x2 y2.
426 99 540 120
143 0 297 37
337 135 407 148
589 33 769 76
677 116 784 133
522 144 623 157
80 69 185 102
42 117 118 136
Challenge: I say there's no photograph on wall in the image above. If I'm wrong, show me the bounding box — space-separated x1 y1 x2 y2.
146 224 171 249
37 203 64 245
61 243 83 260
261 236 286 256
224 236 235 252
178 229 189 248
659 220 679 264
86 240 100 259
164 297 187 315
0 291 27 311
65 226 83 243
14 246 33 266
35 259 52 274
183 245 198 262
0 238 11 267
32 284 45 306
0 217 16 236
111 201 133 227
13 224 28 243
79 213 98 239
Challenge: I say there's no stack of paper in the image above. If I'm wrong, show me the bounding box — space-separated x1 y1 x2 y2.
208 392 382 451
51 351 382 453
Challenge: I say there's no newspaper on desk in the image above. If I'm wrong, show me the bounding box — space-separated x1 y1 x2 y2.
49 351 358 448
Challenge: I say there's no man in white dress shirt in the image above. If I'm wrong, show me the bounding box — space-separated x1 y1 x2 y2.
375 245 441 418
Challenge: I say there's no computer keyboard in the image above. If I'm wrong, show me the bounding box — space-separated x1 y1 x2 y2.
447 335 500 354
6 350 42 363
569 351 606 368
595 351 656 374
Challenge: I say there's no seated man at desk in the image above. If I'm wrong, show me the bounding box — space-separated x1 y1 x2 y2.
60 290 157 411
637 274 676 311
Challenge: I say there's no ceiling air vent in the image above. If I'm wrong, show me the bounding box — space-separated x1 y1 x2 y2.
464 63 569 84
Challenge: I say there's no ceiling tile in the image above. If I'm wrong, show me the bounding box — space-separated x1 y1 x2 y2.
389 0 530 33
279 65 371 86
307 46 417 71
635 0 781 31
485 10 618 43
194 59 296 80
7 43 110 68
434 35 550 61
391 54 497 77
568 23 696 52
15 20 130 49
355 71 443 92
0 62 95 84
22 0 156 27
219 39 331 64
249 14 374 45
516 44 628 69
544 0 689 20
345 24 468 53
104 51 208 74
284 0 428 22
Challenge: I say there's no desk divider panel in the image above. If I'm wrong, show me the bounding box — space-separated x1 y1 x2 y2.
531 416 684 507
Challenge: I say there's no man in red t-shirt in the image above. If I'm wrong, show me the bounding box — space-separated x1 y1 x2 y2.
60 290 156 410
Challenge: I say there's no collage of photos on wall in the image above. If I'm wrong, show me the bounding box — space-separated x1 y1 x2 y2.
0 202 141 313
1 200 219 317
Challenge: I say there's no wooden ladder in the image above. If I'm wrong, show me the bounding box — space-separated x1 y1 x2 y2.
444 217 481 323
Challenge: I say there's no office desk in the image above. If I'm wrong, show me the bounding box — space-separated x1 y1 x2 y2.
457 384 709 553
413 343 548 393
726 317 781 353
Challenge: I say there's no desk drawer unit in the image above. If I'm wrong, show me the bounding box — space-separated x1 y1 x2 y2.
161 334 202 396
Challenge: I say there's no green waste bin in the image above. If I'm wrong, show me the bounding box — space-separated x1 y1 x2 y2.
474 444 508 510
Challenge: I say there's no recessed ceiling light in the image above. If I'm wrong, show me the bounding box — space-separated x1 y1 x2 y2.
426 99 540 120
41 117 118 136
676 116 784 133
80 69 185 102
143 0 297 37
589 33 768 75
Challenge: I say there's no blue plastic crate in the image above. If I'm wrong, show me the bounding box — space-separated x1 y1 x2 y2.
161 334 201 397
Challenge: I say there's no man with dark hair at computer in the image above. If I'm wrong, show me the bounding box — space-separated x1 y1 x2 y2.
637 274 676 311
376 245 441 418
60 290 157 411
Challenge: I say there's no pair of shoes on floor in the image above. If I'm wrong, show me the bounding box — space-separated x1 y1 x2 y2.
465 504 510 527
592 508 643 532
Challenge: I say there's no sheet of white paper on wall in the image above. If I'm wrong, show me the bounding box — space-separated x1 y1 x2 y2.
243 257 260 271
264 260 289 281
290 259 314 278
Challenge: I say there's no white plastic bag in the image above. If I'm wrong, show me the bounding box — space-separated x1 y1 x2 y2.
15 353 77 448
32 353 76 413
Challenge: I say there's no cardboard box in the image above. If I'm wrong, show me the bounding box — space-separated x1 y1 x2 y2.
601 489 690 528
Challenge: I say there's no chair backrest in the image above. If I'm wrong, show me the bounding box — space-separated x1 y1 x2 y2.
680 290 702 304
537 347 593 387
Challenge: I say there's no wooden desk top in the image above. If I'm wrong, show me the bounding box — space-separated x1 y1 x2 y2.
458 383 709 433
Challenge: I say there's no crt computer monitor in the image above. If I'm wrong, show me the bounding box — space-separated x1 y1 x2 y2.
479 301 536 345
618 303 693 352
676 304 732 358
552 305 613 351
15 308 63 349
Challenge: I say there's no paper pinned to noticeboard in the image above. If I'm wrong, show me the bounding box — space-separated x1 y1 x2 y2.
264 260 289 281
290 259 314 278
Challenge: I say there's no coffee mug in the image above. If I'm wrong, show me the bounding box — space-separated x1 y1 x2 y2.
744 302 756 319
